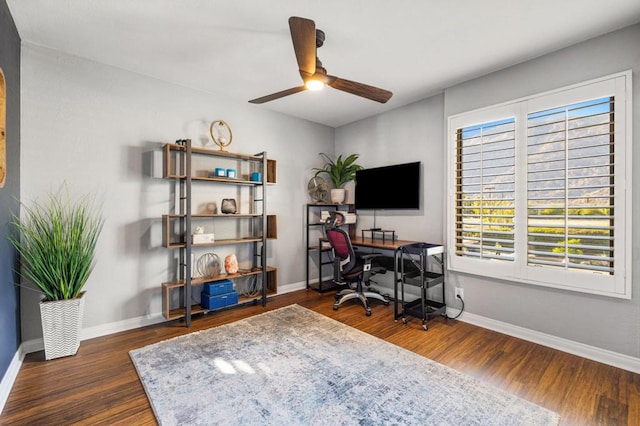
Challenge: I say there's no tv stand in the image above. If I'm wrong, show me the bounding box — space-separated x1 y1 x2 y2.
361 228 396 243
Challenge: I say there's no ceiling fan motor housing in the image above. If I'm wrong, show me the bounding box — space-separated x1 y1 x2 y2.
315 29 325 47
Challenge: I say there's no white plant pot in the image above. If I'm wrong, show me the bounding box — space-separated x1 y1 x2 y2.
39 292 85 360
330 188 346 204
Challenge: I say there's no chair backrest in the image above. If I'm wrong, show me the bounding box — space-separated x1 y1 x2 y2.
325 227 358 275
323 211 345 228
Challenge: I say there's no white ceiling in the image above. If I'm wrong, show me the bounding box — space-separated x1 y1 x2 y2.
7 0 640 128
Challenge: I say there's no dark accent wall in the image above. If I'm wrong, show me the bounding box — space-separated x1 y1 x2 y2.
0 0 21 380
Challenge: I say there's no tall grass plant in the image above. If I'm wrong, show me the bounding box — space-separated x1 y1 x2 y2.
10 188 104 301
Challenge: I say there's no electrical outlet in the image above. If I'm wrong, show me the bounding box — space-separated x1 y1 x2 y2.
455 287 464 300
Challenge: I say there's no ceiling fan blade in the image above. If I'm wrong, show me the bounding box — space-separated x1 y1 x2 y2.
328 77 393 103
289 17 316 75
248 86 307 104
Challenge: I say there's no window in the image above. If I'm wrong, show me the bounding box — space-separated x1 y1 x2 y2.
447 71 632 298
455 118 516 262
527 98 614 274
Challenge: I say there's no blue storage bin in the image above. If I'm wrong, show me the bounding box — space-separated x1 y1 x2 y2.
201 290 238 310
203 279 233 296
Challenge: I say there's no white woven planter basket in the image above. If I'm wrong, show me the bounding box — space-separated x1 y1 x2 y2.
39 292 85 360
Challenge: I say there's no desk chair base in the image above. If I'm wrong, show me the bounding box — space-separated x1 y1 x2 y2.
333 287 390 316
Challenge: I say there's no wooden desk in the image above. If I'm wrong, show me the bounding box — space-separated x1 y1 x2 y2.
350 236 418 251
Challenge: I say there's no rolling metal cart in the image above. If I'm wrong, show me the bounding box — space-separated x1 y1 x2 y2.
398 243 445 330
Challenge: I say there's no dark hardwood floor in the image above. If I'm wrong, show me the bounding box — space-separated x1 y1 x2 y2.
1 289 638 425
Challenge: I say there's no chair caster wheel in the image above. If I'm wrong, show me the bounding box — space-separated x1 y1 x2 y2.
402 318 407 324
366 310 372 317
333 304 339 311
422 325 428 331
383 300 390 306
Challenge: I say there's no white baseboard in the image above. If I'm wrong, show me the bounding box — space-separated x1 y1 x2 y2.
447 307 640 374
22 312 166 355
0 344 25 415
276 281 306 294
80 312 165 341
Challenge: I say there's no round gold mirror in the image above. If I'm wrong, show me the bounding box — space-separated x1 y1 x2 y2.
210 120 232 151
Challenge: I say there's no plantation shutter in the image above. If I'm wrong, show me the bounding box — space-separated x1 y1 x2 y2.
526 97 614 274
455 118 516 261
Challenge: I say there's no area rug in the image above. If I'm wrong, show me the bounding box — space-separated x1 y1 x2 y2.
130 305 559 425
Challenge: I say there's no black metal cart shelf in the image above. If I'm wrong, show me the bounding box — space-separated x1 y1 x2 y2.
397 243 446 330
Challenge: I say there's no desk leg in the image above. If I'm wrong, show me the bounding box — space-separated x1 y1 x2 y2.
394 247 400 320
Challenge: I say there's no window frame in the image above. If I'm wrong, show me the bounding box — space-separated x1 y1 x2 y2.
446 71 632 299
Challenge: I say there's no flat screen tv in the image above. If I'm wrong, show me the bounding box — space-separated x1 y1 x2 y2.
354 162 420 210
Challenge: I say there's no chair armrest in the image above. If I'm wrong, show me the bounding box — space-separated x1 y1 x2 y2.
360 253 387 280
360 252 382 261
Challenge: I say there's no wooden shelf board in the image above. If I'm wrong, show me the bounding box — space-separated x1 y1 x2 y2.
238 289 276 303
165 143 265 162
162 214 277 247
308 245 332 251
165 304 207 321
163 174 261 185
193 176 260 185
164 237 264 249
164 288 277 320
165 213 262 219
163 267 277 289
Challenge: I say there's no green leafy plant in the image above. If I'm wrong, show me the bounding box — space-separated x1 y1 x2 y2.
313 153 363 189
10 188 104 301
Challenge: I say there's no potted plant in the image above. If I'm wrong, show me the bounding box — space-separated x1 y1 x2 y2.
313 153 363 204
10 187 104 360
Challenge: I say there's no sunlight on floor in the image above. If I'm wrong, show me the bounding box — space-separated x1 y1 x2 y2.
213 357 272 375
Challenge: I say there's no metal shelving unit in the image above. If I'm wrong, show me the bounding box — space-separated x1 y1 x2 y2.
161 140 277 325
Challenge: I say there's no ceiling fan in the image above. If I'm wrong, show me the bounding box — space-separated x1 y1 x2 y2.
249 16 393 104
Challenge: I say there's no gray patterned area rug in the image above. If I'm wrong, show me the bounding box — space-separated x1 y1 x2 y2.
130 304 559 426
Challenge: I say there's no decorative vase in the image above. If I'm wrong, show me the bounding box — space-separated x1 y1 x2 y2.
39 292 85 360
225 254 239 274
330 188 346 204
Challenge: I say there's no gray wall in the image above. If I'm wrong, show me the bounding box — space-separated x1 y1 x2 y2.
19 44 334 341
335 95 445 242
337 24 640 358
0 0 20 380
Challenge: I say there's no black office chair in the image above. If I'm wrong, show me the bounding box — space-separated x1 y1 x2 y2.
324 213 389 316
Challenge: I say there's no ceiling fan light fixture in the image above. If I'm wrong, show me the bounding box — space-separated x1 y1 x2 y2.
305 79 324 91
